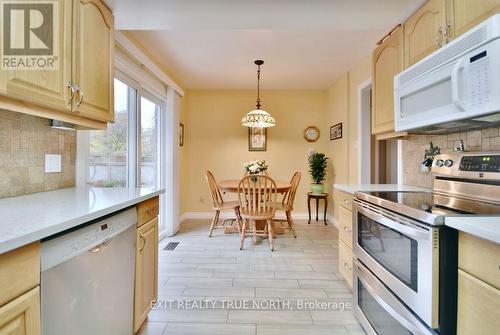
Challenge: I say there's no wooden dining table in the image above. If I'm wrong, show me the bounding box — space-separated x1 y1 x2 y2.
218 179 291 194
218 179 291 235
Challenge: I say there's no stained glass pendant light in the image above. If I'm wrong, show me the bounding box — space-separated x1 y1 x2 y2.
241 60 276 128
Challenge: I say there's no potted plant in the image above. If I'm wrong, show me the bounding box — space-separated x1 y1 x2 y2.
308 152 328 194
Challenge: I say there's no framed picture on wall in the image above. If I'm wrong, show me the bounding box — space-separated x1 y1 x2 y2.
180 123 184 147
248 127 267 151
330 123 342 140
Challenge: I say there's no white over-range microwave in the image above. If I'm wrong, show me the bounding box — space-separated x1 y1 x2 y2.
394 14 500 134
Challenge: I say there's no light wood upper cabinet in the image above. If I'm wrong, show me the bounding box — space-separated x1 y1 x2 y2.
452 0 500 38
0 0 72 112
134 217 158 333
0 0 113 128
0 287 41 335
372 25 403 135
404 0 448 68
73 0 114 122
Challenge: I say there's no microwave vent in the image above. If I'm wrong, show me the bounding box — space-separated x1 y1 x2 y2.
399 26 488 86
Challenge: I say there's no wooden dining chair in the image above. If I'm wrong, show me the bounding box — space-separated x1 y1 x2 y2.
237 175 278 251
275 172 301 238
205 171 242 237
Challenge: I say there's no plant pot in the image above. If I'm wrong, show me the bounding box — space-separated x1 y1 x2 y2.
310 183 324 195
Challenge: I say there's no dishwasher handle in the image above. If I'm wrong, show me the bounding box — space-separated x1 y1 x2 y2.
88 239 112 253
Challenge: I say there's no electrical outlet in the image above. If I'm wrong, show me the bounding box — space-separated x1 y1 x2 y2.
45 154 61 173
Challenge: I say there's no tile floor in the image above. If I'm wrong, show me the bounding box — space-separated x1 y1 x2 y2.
138 219 366 335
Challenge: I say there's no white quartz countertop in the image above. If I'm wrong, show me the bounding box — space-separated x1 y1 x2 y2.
0 187 164 254
333 184 431 195
446 217 500 245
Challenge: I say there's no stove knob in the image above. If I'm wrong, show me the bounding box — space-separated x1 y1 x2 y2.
444 159 454 167
436 159 444 167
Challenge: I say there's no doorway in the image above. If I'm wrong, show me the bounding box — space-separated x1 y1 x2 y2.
357 79 400 184
358 80 372 184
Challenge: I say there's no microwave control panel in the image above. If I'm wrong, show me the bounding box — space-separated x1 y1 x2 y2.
468 50 490 108
459 155 500 172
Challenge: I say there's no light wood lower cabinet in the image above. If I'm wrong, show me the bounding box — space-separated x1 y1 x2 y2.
458 232 500 289
134 216 159 333
338 206 353 249
339 240 353 289
457 269 500 335
0 287 41 335
0 242 40 307
334 188 354 289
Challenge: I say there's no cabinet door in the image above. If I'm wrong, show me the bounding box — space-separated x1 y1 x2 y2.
339 240 353 290
457 269 500 335
338 206 353 248
72 0 114 122
404 0 447 68
372 25 403 135
0 0 72 112
134 217 158 332
0 287 41 335
453 0 500 38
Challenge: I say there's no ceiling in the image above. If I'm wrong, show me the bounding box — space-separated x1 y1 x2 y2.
104 0 425 90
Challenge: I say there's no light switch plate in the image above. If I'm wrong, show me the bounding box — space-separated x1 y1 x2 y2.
45 154 62 173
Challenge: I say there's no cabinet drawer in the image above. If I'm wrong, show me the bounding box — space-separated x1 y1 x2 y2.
334 190 353 211
338 206 353 248
458 232 500 289
0 242 40 307
457 269 500 335
0 286 40 335
137 196 159 227
339 240 353 290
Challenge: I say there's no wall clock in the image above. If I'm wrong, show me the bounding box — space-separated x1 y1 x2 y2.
303 126 320 142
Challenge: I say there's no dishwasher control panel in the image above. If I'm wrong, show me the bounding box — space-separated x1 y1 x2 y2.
41 208 138 272
69 216 132 251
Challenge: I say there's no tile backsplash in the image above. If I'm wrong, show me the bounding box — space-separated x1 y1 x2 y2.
402 127 500 188
0 110 76 198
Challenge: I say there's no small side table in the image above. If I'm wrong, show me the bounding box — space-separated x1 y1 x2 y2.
307 192 328 225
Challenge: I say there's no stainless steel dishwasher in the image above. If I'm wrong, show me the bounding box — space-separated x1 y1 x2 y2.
41 208 137 335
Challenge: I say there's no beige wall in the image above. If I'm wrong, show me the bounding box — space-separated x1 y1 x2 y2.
0 110 75 198
181 90 328 213
324 56 372 216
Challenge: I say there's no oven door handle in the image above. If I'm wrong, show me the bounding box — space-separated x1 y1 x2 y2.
354 260 437 335
354 201 430 241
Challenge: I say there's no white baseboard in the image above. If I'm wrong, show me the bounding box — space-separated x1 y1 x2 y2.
180 211 335 225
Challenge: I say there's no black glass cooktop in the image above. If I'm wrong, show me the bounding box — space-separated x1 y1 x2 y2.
362 191 500 216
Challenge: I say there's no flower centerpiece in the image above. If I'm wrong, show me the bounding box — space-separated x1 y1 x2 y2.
244 160 268 176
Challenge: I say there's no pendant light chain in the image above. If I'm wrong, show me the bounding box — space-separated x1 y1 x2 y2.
256 63 261 109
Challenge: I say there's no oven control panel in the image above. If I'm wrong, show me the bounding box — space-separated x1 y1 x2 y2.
459 155 500 172
432 152 500 180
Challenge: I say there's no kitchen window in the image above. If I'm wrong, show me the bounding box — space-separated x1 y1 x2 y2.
77 72 164 189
